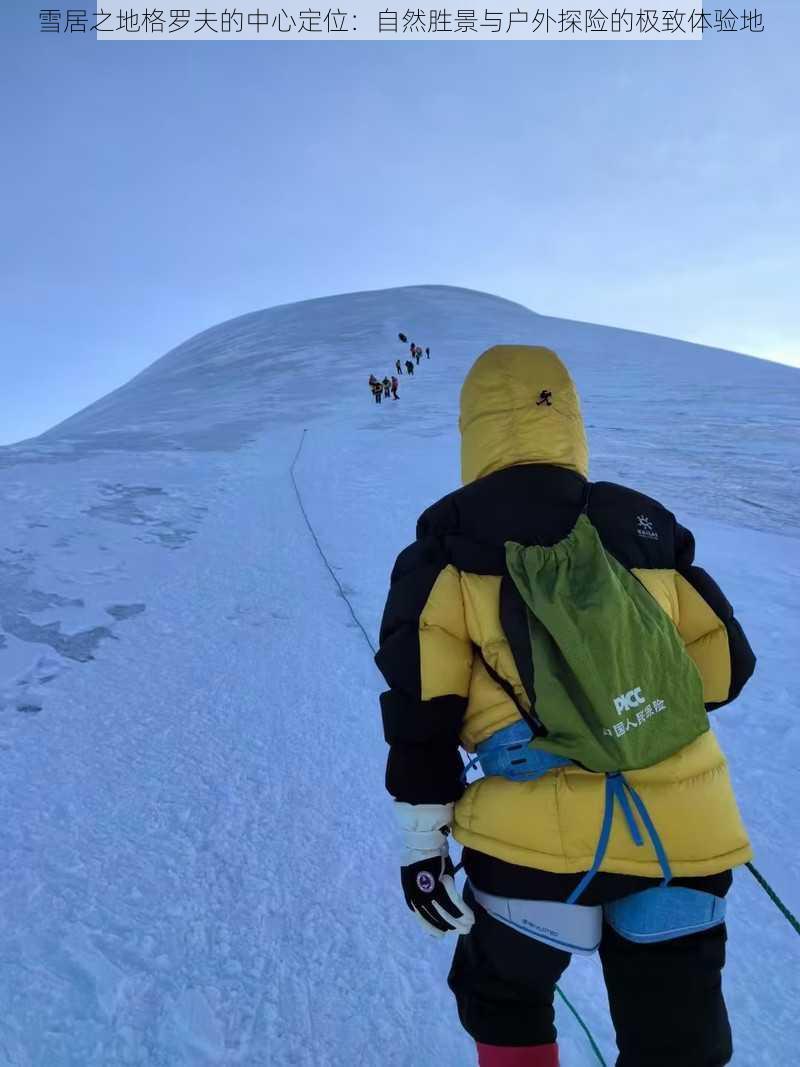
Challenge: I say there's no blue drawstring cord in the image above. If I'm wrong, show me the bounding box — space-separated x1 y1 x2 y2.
622 776 673 886
566 772 671 905
565 775 618 905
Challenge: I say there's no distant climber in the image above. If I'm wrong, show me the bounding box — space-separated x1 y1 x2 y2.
405 359 414 376
383 377 391 399
414 346 421 366
399 332 408 343
396 359 403 375
425 346 430 359
371 378 383 404
391 376 399 400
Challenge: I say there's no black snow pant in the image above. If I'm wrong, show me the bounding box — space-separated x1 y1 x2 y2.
374 392 381 403
448 877 732 1067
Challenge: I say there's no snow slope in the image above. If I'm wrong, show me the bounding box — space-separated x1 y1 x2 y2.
1 285 798 1065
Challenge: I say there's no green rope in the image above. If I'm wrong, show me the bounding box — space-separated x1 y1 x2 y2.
290 429 377 654
556 985 608 1065
746 862 800 937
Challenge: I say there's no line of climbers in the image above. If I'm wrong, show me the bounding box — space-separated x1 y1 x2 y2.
368 374 399 403
368 333 431 404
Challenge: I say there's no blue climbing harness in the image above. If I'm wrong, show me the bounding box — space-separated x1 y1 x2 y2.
604 886 726 943
565 770 672 904
463 720 571 783
463 719 726 944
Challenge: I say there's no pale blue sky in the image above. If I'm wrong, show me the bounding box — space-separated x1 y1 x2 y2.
2 1 798 444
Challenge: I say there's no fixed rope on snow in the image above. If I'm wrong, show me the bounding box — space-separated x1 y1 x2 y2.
746 862 800 938
556 987 607 1066
290 429 376 655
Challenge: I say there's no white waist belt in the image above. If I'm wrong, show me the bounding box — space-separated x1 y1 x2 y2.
470 885 602 955
469 883 726 952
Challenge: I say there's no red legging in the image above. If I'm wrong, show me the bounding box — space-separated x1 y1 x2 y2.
477 1042 559 1066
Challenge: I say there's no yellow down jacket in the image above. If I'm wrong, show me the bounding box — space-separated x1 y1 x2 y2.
376 345 755 878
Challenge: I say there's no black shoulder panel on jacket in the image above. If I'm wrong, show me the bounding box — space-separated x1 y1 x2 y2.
378 535 447 653
587 481 677 570
444 534 506 576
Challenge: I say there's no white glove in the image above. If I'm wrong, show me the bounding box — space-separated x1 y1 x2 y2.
394 802 475 938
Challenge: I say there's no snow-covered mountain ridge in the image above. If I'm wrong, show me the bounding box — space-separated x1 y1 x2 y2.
1 285 798 1065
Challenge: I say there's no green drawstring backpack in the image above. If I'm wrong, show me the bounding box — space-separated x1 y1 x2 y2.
504 506 709 773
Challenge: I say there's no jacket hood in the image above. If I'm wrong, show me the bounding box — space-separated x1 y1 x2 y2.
459 344 589 485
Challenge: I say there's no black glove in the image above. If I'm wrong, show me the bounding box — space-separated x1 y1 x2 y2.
394 802 475 938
